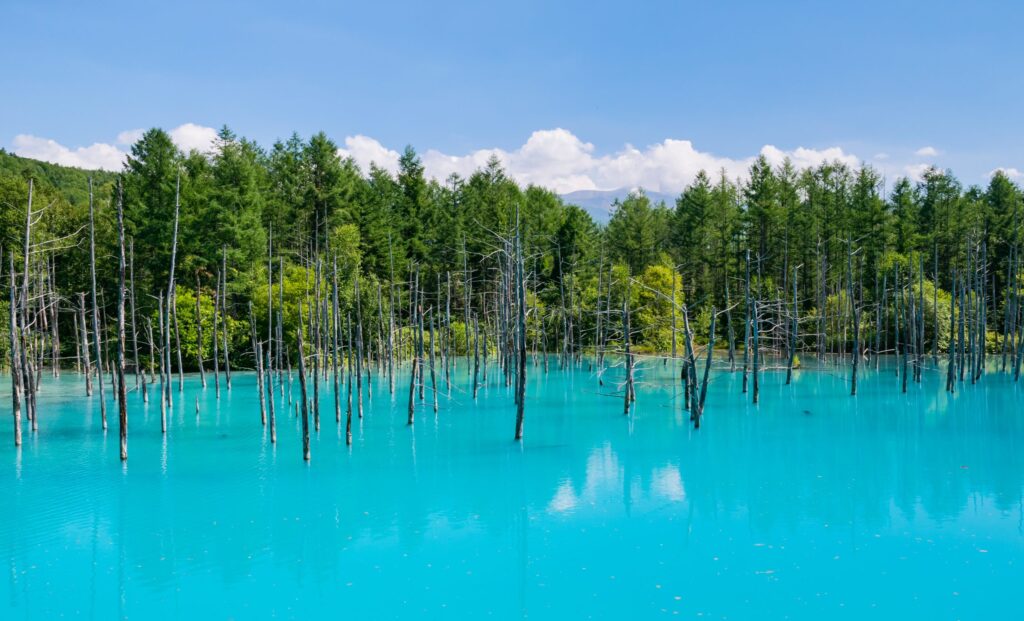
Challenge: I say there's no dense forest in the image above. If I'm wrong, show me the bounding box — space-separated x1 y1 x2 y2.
1 128 1020 362
2 126 1022 451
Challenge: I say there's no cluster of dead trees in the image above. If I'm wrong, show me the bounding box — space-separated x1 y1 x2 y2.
7 176 1024 459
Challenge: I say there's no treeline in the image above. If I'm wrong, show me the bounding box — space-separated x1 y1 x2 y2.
0 127 1021 368
607 161 1021 354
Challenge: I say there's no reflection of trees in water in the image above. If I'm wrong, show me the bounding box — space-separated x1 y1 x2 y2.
3 362 1023 611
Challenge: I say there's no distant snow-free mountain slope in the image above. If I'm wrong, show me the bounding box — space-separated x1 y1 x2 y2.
560 188 677 223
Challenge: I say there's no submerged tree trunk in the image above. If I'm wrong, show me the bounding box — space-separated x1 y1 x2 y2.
947 269 957 393
250 302 267 426
158 293 168 432
407 307 419 426
79 292 92 396
355 274 364 418
725 278 736 370
297 308 310 461
742 250 751 393
694 309 716 429
786 267 798 385
115 180 128 461
623 297 634 417
165 173 181 407
129 239 141 388
514 217 527 440
429 310 439 414
332 256 342 425
345 313 354 445
265 347 276 443
751 300 760 404
213 269 221 398
196 274 206 387
472 314 481 398
173 294 183 392
88 178 107 430
311 258 321 432
221 247 232 389
848 240 859 396
10 256 23 447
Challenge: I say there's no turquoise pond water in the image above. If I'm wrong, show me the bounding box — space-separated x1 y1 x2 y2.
2 357 1023 619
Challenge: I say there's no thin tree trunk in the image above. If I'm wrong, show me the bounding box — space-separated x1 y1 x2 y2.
947 269 957 393
87 178 106 429
332 256 342 425
787 267 798 385
670 270 677 358
297 308 310 461
742 249 751 393
312 258 321 431
514 218 527 440
129 239 141 387
221 247 231 389
472 313 480 398
250 302 267 426
725 278 736 370
623 298 633 416
407 286 419 426
267 226 274 387
173 291 183 391
848 240 859 396
79 292 92 396
445 271 452 392
694 309 716 429
463 236 471 375
196 274 206 387
933 243 939 364
213 269 221 397
10 256 23 446
355 273 364 417
429 310 438 414
73 302 82 373
166 173 181 405
158 293 167 432
751 300 760 404
115 180 128 461
265 345 276 443
346 312 354 444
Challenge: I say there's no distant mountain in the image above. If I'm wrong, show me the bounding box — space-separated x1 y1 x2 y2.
560 188 677 223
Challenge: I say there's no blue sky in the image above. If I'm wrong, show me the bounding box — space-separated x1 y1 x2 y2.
3 0 1022 192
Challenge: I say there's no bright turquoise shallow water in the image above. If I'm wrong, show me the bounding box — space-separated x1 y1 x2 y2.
2 358 1023 620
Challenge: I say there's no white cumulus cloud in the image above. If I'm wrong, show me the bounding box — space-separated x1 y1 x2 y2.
11 123 220 171
337 135 400 175
415 128 860 194
914 146 939 157
116 128 145 145
169 123 218 153
11 125 865 193
990 167 1022 179
10 134 126 171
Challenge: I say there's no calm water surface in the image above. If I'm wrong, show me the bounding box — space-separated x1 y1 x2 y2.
2 358 1023 619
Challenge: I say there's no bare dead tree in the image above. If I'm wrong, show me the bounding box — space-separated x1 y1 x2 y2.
115 180 128 461
297 307 310 461
87 177 107 430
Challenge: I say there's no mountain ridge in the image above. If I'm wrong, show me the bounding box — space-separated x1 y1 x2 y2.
559 188 677 223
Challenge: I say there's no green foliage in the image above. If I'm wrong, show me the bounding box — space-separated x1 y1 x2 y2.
606 191 670 274
634 263 681 351
3 126 1023 363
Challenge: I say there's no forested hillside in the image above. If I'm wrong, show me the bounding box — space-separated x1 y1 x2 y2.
1 126 1021 368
